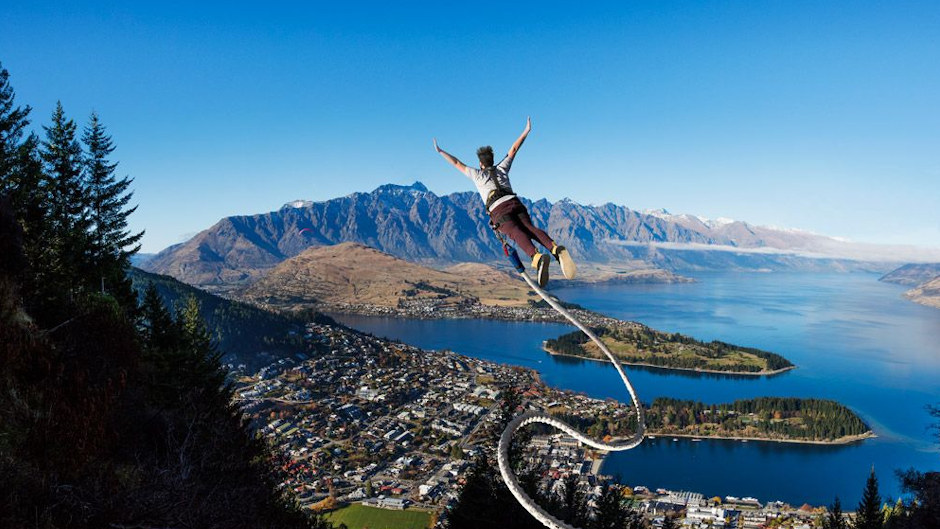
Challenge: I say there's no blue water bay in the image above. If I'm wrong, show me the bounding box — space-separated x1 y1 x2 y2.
331 272 940 505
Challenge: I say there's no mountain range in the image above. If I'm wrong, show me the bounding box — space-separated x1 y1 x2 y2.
142 182 921 289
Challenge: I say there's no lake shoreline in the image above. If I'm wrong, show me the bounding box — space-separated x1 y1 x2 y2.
639 431 876 446
542 344 797 377
596 432 877 478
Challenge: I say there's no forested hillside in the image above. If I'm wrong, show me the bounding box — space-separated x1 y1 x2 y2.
128 267 334 370
0 62 327 528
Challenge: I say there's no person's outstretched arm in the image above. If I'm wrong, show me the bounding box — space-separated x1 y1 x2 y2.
434 138 468 173
506 116 532 161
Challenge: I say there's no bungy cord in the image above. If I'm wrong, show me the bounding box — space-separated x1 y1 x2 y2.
495 265 646 529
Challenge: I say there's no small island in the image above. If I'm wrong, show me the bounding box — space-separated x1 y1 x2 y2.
544 322 795 375
643 397 874 444
553 397 874 445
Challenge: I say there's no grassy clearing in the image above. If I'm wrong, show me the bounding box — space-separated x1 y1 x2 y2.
324 504 433 529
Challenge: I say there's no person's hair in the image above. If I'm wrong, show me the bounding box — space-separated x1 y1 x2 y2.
476 146 494 168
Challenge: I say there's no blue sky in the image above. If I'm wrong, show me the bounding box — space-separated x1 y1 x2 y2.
2 1 938 253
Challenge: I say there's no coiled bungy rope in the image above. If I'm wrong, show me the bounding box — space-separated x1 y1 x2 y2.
497 242 646 529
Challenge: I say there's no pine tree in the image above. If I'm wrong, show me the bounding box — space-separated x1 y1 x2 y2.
491 386 532 472
0 64 51 309
177 293 226 395
559 473 589 527
855 468 884 529
11 133 48 237
40 102 91 308
0 61 31 189
140 282 180 350
81 111 142 308
179 294 213 356
823 497 849 529
446 455 500 529
593 482 631 529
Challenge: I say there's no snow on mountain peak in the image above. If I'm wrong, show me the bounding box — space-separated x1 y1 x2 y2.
282 199 312 209
709 217 736 227
643 208 741 228
643 208 672 219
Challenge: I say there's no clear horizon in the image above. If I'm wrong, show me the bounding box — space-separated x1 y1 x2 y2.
2 2 938 254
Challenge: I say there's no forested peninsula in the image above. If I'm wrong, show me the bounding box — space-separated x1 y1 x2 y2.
644 397 873 443
544 322 794 375
552 397 872 445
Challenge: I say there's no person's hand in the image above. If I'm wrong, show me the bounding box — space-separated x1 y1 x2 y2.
433 138 442 152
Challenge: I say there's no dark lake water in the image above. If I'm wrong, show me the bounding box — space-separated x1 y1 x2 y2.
331 271 940 506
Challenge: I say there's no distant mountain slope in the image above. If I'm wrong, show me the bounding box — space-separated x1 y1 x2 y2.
880 263 940 286
142 181 899 288
241 242 539 310
129 252 155 267
904 277 940 309
128 268 329 369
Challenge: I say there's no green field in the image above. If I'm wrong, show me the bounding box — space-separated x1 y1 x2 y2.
324 504 433 529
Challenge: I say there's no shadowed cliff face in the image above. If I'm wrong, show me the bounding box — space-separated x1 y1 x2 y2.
142 182 884 288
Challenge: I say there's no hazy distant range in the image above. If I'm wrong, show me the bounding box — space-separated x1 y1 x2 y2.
140 182 940 294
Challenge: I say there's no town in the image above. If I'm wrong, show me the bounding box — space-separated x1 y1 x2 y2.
308 292 610 325
231 320 830 529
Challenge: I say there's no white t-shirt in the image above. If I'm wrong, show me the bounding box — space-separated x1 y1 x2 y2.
462 155 517 212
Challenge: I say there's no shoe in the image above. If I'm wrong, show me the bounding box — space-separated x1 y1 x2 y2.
531 252 550 288
551 244 577 280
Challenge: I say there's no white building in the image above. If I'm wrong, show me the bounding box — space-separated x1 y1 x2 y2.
685 506 727 527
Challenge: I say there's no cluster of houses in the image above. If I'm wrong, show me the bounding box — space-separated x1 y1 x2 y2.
232 322 527 508
321 291 626 325
632 491 825 529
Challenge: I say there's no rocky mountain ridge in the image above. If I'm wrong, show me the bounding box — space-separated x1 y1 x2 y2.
143 181 894 288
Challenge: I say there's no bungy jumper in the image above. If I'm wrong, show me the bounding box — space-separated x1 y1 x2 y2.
496 242 647 529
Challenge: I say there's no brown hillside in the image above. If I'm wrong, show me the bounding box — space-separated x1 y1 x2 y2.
243 242 538 309
906 277 940 309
